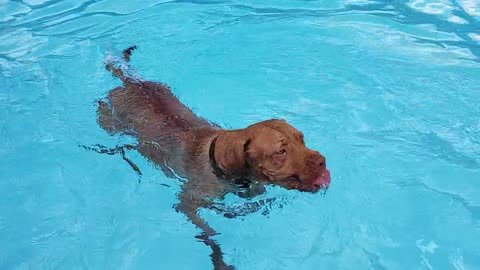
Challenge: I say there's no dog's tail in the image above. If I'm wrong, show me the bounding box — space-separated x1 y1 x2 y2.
122 45 137 62
105 45 138 83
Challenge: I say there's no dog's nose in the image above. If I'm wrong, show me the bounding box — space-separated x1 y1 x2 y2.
317 155 326 168
308 153 326 168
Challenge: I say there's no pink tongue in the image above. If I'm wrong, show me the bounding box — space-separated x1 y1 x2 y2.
314 169 331 188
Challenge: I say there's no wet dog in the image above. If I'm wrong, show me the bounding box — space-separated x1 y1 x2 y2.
96 46 330 269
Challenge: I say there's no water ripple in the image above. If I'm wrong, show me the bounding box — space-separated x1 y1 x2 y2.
1 0 480 269
11 0 101 28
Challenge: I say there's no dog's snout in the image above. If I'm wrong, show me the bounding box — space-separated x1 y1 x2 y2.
317 155 326 168
308 153 326 168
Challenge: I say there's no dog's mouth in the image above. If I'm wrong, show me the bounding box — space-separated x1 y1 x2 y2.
280 169 331 193
298 169 330 193
313 169 331 190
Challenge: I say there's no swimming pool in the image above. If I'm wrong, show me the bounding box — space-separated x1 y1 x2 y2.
1 0 480 269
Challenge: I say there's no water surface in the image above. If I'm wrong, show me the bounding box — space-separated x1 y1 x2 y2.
1 0 480 269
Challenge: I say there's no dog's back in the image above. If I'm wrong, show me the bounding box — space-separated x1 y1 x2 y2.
98 46 213 142
97 47 218 177
102 82 211 139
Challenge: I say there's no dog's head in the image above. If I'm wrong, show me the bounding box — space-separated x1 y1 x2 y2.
215 119 330 192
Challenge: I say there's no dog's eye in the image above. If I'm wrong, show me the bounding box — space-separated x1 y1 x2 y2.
277 149 286 155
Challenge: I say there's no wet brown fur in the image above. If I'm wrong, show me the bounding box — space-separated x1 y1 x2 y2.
97 46 328 270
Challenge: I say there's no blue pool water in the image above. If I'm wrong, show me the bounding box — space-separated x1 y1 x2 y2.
1 0 480 269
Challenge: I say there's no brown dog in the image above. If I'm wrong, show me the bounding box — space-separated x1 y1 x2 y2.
96 46 330 270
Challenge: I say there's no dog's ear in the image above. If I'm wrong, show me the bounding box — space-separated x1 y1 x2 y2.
215 130 252 175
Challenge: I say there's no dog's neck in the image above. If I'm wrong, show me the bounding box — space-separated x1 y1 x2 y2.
209 136 226 179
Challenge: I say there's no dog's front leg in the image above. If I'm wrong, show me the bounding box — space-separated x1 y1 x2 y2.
175 184 234 270
234 182 266 199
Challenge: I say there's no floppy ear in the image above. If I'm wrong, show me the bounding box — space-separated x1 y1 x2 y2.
215 130 252 175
